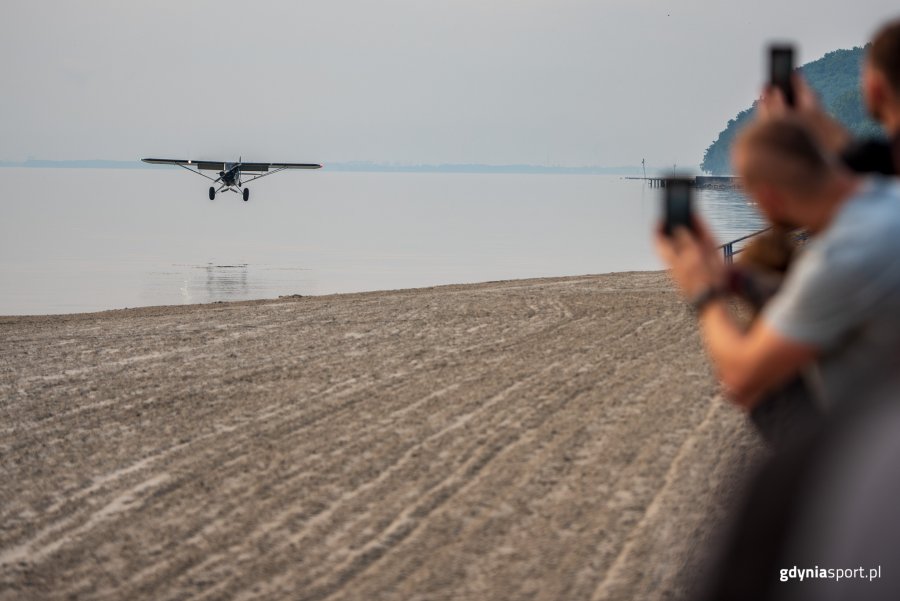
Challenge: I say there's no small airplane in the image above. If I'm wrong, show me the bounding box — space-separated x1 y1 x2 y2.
141 157 322 201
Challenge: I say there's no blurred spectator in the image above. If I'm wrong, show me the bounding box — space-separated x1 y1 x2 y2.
760 18 900 175
729 20 900 448
672 21 900 601
842 17 900 174
656 117 900 425
697 399 900 601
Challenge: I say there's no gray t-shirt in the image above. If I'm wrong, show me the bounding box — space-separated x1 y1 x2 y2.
763 177 900 409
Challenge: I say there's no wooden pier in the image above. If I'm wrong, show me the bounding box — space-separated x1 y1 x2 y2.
625 175 741 189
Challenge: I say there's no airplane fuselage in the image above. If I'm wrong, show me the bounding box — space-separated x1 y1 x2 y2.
220 163 241 187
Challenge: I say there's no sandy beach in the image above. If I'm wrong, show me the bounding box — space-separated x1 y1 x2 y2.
0 271 764 600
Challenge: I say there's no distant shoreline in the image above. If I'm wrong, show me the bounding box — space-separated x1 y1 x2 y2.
0 159 689 176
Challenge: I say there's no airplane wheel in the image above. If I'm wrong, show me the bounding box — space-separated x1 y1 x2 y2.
243 188 250 202
209 187 216 200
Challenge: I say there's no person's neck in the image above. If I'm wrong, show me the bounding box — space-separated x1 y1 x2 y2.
803 170 862 234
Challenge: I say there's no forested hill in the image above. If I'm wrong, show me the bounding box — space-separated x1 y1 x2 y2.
701 46 884 174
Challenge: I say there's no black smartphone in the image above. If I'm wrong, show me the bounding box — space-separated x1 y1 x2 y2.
663 178 694 236
770 45 796 107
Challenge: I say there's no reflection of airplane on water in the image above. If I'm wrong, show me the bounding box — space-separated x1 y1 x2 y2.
141 157 322 201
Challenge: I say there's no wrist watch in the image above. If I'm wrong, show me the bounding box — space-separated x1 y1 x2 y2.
688 285 724 313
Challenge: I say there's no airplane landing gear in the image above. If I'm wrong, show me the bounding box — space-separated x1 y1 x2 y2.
243 188 250 202
209 187 216 200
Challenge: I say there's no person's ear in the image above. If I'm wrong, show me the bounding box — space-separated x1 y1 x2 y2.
863 63 888 121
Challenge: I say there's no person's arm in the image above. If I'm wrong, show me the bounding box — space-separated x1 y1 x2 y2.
656 223 817 410
697 300 816 409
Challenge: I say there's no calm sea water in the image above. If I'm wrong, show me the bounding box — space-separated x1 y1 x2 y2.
0 168 764 315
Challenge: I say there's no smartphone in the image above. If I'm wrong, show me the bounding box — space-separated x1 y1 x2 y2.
770 45 796 107
663 178 694 236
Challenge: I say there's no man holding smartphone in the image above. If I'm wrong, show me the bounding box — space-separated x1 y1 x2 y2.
713 21 900 447
656 117 900 418
731 20 900 312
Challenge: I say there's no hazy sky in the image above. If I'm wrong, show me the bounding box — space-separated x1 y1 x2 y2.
1 1 897 168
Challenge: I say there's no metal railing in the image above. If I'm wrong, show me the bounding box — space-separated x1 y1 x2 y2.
718 227 771 265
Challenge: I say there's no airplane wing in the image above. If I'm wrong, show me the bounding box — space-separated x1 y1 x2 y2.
142 158 322 172
266 162 323 169
142 158 226 171
237 162 323 172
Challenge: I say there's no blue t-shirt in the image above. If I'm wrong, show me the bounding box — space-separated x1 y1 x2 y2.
763 177 900 408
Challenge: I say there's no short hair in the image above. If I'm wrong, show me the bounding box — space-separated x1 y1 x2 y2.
734 117 831 196
870 18 900 95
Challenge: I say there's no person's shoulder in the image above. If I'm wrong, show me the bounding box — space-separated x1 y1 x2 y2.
850 177 900 216
819 179 900 273
837 177 900 221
